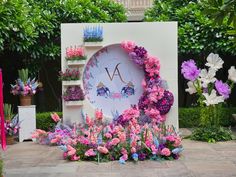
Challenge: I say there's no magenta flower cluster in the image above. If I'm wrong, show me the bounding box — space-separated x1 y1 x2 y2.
59 69 80 81
121 41 174 124
63 86 84 101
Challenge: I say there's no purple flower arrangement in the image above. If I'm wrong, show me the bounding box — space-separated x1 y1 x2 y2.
59 69 80 81
121 41 174 124
63 86 84 101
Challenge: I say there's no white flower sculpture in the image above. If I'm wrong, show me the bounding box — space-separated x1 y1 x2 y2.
203 89 224 106
228 66 236 83
199 68 216 88
185 81 197 94
205 53 224 71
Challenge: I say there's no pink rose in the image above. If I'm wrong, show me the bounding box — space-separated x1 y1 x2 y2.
104 133 112 139
174 137 182 147
97 146 109 154
67 145 76 156
131 147 136 153
161 148 171 157
51 112 61 122
121 40 136 52
110 138 120 146
85 149 96 157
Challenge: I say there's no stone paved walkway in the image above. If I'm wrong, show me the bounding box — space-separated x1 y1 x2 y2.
3 139 236 177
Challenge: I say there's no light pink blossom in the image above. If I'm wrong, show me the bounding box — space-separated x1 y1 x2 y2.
161 148 171 156
97 146 109 154
121 41 136 52
85 149 96 157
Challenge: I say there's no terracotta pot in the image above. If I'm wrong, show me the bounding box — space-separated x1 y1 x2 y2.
20 95 32 106
6 136 15 145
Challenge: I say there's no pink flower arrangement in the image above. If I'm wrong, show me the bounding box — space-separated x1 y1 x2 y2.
66 46 86 60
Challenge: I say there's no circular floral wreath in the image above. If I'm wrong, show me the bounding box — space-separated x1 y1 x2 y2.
117 41 174 125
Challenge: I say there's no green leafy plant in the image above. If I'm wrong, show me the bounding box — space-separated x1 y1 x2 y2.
36 112 62 131
4 103 13 120
191 126 233 143
18 68 29 83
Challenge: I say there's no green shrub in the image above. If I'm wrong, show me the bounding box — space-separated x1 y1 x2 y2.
179 107 236 128
191 126 233 143
36 112 62 131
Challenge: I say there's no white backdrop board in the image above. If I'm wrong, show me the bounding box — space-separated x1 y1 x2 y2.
61 22 178 128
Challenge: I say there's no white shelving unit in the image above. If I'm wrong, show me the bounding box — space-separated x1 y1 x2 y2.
67 60 86 66
62 80 82 86
84 42 103 48
65 100 84 106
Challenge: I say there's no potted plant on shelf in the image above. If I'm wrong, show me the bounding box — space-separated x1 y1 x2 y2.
10 69 38 106
59 69 80 81
63 86 84 103
83 26 103 43
4 104 20 145
65 46 86 61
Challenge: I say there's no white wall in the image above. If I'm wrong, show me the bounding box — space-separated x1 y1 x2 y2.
61 22 178 128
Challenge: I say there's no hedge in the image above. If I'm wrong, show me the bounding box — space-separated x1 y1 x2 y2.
179 107 236 128
36 108 236 130
36 112 62 131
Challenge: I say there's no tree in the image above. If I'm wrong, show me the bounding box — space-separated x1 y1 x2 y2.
144 0 236 57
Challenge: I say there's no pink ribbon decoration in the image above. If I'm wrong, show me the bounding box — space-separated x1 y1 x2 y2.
0 69 6 150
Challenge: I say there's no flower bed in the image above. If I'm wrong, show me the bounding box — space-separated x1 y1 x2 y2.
33 111 183 163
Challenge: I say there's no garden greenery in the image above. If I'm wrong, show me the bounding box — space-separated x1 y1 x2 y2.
0 0 127 72
145 0 236 56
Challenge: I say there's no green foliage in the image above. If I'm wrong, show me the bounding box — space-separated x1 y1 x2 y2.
36 112 62 131
144 0 236 56
179 107 236 128
18 68 29 83
4 103 13 120
0 0 127 73
191 126 233 142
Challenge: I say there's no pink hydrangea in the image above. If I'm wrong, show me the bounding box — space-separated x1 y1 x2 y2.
144 108 161 120
121 41 136 52
97 146 109 154
161 148 171 156
145 55 160 77
85 149 96 157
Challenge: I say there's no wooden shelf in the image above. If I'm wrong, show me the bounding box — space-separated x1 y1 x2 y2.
65 100 84 106
83 42 103 48
67 60 86 66
62 80 82 86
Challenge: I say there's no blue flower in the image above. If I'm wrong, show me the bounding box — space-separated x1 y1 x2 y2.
59 145 67 152
119 158 126 164
132 153 138 161
97 134 103 145
153 137 159 148
172 148 184 154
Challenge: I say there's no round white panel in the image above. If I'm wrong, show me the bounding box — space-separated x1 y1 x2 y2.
83 44 144 118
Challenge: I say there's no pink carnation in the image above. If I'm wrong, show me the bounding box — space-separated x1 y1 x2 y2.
161 148 171 156
121 40 136 52
51 112 61 122
97 146 109 154
85 149 96 157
